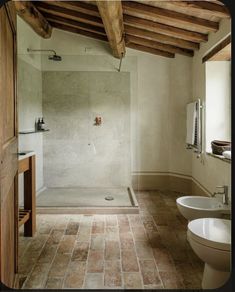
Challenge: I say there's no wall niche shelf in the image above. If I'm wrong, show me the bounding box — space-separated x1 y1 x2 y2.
19 129 50 134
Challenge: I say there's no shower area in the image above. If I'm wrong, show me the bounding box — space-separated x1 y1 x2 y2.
18 49 138 214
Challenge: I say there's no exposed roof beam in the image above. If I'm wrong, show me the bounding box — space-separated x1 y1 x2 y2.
202 34 231 62
125 25 199 51
171 1 230 18
50 21 108 42
14 1 52 38
123 1 219 33
41 1 100 17
127 43 175 58
44 12 106 36
36 2 103 27
126 34 194 57
123 14 207 43
96 0 125 58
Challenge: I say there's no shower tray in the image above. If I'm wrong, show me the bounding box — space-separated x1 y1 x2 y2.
36 186 139 214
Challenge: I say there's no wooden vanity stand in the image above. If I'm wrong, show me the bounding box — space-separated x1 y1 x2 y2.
18 154 36 237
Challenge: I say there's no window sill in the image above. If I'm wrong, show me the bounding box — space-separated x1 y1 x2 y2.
206 152 231 164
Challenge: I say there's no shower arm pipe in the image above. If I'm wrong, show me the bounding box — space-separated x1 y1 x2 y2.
27 48 57 55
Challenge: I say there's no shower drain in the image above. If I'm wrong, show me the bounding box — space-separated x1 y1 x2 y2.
105 196 114 201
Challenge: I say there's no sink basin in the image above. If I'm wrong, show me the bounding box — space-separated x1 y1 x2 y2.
176 196 230 221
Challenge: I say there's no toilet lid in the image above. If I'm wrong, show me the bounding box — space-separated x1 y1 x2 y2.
188 218 231 251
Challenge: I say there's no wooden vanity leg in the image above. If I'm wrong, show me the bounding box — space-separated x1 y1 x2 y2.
23 155 36 236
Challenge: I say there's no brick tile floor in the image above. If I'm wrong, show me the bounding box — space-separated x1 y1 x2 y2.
18 190 203 289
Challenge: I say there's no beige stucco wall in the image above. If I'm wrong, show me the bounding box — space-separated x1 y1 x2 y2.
41 29 193 184
191 18 231 200
17 17 44 203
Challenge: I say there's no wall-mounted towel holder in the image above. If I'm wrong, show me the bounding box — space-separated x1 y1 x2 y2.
186 98 203 156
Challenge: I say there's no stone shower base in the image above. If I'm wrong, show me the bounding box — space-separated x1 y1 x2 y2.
36 187 139 214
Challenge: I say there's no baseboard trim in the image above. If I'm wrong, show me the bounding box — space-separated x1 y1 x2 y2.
132 172 211 196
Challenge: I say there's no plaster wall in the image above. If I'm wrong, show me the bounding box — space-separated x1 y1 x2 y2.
42 71 131 187
191 18 231 200
41 29 192 187
17 17 44 204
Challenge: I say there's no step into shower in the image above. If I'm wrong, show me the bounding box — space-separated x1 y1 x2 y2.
36 187 139 214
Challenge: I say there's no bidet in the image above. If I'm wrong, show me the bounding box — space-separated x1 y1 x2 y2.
176 196 230 221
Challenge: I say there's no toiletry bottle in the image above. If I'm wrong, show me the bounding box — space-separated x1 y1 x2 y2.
37 118 41 130
41 117 45 130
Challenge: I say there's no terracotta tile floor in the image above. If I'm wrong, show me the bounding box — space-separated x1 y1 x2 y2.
18 190 204 289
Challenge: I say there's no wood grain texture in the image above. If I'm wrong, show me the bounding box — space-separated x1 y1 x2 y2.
50 21 108 42
41 0 100 17
44 12 106 36
123 14 208 43
123 1 219 33
202 35 231 62
125 25 199 51
36 1 103 27
96 0 125 58
126 34 194 57
170 1 230 19
14 1 52 38
0 2 18 288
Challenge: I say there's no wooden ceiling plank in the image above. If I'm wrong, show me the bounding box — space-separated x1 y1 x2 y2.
50 21 108 42
123 14 208 43
14 1 52 38
202 35 231 62
36 1 104 27
43 12 106 36
41 1 100 17
123 1 219 32
125 25 199 51
171 1 230 18
96 0 126 58
126 34 194 57
127 43 175 58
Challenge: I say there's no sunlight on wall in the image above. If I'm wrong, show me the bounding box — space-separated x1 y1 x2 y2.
205 61 231 152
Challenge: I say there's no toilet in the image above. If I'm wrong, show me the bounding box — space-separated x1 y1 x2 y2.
187 218 231 289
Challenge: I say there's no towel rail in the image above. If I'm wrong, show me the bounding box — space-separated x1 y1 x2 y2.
186 98 203 156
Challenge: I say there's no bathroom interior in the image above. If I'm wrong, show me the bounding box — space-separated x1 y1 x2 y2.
1 0 232 290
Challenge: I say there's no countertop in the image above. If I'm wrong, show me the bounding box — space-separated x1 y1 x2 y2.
18 151 36 161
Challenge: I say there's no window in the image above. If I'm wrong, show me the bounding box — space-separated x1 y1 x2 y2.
204 36 231 156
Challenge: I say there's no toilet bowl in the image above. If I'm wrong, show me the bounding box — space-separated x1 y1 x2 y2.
187 218 231 289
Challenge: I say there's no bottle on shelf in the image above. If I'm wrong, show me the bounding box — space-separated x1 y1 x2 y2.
37 118 42 131
41 117 45 130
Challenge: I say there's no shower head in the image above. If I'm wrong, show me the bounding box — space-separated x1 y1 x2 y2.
27 48 62 61
48 54 62 61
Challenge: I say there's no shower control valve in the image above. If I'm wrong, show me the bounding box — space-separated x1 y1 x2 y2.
94 116 102 126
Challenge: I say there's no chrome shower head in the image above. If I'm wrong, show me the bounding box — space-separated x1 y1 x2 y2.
48 54 62 61
27 48 62 61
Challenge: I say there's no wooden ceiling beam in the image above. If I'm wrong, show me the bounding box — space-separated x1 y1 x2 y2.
171 1 230 19
14 1 52 38
43 12 106 36
202 34 231 62
127 43 175 58
123 1 219 33
96 0 125 58
126 34 194 57
123 14 208 43
125 25 199 51
41 1 100 18
50 21 108 42
36 2 103 27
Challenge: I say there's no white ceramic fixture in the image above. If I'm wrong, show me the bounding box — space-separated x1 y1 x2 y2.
187 218 231 289
176 196 230 221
